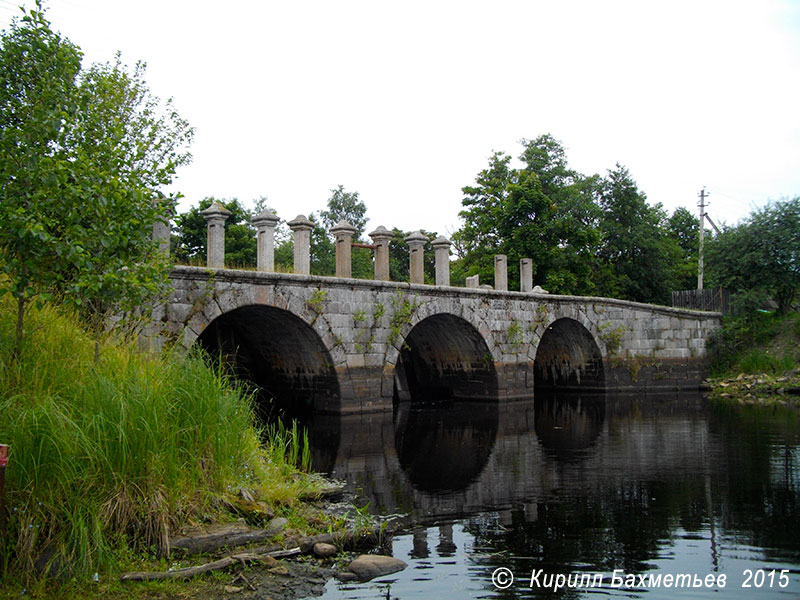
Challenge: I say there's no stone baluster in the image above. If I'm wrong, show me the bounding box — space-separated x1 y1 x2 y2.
201 201 232 269
466 274 480 288
494 254 508 291
405 231 428 284
520 258 533 292
152 197 172 256
330 220 357 278
251 209 280 272
431 236 452 286
287 214 314 275
369 225 393 281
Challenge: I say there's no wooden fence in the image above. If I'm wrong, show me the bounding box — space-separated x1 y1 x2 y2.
672 288 731 315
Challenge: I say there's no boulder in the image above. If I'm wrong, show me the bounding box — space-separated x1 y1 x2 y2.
345 554 407 582
313 542 338 558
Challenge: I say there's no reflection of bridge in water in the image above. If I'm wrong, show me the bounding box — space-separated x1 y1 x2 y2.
307 391 716 519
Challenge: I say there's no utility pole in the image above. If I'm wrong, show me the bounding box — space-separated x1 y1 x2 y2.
697 187 709 290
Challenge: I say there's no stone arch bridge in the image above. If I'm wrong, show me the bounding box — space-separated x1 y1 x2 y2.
143 266 721 415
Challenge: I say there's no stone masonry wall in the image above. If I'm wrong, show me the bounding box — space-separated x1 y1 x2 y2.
142 266 722 414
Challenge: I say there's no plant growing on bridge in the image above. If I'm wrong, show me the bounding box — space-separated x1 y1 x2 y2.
388 291 421 346
507 319 523 350
306 288 328 314
354 331 375 353
374 302 385 320
598 322 625 356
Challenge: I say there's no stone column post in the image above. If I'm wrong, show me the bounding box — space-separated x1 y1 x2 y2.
201 201 232 269
288 214 314 275
152 197 172 256
330 220 357 278
520 258 533 292
431 236 452 286
369 225 392 281
466 274 480 288
494 254 508 291
251 209 280 272
405 231 428 284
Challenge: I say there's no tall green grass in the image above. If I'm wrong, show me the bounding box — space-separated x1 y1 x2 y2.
262 419 312 473
708 311 800 376
0 295 315 581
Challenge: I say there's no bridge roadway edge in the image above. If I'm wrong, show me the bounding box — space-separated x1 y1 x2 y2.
142 266 722 414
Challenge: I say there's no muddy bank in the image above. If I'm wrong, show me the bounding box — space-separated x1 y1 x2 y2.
703 370 800 407
119 490 409 600
201 559 336 600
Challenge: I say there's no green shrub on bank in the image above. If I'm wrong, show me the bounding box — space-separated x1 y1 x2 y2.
708 311 799 376
0 295 314 581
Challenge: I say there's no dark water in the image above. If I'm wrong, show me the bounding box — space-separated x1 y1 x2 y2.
302 392 800 599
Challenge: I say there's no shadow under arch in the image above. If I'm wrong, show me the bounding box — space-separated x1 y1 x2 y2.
534 317 605 392
197 304 340 418
533 317 606 456
393 313 498 403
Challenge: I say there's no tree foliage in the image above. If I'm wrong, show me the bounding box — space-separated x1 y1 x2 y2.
707 196 800 314
0 5 193 356
453 136 686 302
667 206 700 291
319 185 368 237
596 165 676 304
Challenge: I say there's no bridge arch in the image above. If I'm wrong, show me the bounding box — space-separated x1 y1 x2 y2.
391 309 498 402
533 316 605 391
197 304 340 415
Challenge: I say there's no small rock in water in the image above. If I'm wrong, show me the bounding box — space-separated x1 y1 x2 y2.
313 542 338 558
224 585 242 594
345 554 407 581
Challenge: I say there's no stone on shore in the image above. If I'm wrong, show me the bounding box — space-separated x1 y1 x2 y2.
313 542 338 558
344 554 407 582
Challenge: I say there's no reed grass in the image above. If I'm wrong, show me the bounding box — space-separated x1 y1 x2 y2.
0 294 318 583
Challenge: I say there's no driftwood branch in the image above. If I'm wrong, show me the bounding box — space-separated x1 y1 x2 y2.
170 526 276 555
119 548 301 582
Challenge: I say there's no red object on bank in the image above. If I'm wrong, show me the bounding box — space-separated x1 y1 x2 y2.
0 444 8 467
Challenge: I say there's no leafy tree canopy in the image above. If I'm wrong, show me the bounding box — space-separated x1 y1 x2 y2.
707 196 800 314
454 136 688 303
0 4 193 356
319 185 368 238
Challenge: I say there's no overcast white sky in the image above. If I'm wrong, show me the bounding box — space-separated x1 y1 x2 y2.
3 0 799 236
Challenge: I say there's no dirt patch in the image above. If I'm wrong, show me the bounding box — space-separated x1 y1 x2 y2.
200 557 336 600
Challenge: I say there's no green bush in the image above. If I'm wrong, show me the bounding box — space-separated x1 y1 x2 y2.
708 310 797 376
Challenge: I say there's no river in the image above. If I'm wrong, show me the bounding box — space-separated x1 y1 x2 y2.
299 391 800 599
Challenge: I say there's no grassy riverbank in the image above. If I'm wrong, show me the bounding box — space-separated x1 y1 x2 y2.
705 310 800 406
0 295 333 597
